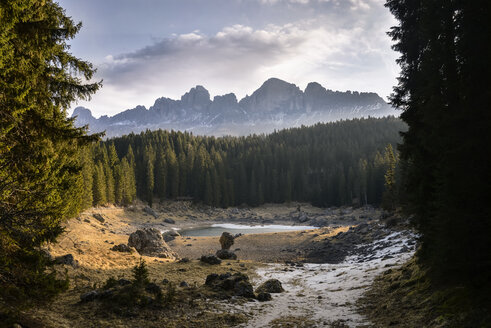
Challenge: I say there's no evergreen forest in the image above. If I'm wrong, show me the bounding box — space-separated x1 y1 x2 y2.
81 117 404 209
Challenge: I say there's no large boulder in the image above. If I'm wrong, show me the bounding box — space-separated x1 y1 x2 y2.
162 230 180 242
128 228 175 258
216 249 237 260
219 232 234 250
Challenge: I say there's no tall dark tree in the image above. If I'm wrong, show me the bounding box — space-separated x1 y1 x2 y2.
0 0 100 314
386 0 491 301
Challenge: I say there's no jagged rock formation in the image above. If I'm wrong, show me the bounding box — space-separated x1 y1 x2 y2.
73 78 396 137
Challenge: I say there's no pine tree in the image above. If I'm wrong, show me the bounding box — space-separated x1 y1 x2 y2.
387 0 491 309
0 0 101 312
79 148 94 209
93 162 107 205
382 144 397 211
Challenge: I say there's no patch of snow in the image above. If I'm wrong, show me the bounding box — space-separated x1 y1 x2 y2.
224 230 417 327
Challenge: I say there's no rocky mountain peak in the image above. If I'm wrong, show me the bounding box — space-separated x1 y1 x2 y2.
305 82 326 96
240 78 303 113
71 78 395 138
180 85 211 109
71 106 95 125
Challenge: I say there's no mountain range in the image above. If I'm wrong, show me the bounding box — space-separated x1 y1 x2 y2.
72 78 397 137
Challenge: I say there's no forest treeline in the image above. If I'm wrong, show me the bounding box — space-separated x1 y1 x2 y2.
81 117 404 209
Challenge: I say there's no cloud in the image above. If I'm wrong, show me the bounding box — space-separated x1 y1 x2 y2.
77 0 398 117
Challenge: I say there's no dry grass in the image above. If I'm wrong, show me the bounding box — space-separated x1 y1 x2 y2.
17 203 358 327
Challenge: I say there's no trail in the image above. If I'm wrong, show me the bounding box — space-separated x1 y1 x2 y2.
227 231 417 327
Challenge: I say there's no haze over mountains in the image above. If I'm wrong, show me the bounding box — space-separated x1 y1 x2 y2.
72 78 397 137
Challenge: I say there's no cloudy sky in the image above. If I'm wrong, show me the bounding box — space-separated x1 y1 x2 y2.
59 0 399 117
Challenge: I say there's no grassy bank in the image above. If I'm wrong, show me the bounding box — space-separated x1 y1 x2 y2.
358 257 491 328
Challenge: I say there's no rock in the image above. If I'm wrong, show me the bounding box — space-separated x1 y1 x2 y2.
205 272 255 298
12 324 23 328
297 213 309 223
216 249 237 260
92 213 105 223
219 232 235 250
128 228 176 258
257 292 272 302
54 254 78 267
256 279 284 293
179 281 189 287
143 206 158 218
110 243 133 253
200 255 222 265
80 290 98 302
234 280 255 298
205 273 219 286
162 230 180 242
164 218 175 224
83 218 91 223
178 257 190 263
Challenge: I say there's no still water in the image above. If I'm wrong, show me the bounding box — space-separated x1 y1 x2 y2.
178 223 318 237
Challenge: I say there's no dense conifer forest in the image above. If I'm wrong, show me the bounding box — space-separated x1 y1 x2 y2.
81 117 404 209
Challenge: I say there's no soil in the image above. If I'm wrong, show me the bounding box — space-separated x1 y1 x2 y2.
15 202 416 328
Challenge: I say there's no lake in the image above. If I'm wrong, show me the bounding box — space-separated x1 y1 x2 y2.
178 223 318 237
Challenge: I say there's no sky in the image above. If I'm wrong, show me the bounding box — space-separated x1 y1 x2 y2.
58 0 400 118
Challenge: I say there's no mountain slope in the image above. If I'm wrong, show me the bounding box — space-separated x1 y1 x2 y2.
73 78 396 137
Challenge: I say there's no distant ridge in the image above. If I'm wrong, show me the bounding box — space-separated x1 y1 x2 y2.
72 78 396 137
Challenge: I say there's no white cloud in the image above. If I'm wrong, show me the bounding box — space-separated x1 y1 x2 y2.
76 0 398 117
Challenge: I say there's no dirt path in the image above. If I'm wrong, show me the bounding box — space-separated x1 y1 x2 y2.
222 231 416 327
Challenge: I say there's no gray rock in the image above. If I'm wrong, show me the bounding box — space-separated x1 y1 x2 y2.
256 279 284 293
54 254 78 267
128 228 176 258
92 213 105 223
216 249 237 260
179 281 189 287
219 231 234 250
162 230 180 242
297 213 309 223
110 244 133 253
234 280 255 298
205 272 255 298
143 206 158 218
200 255 222 265
164 218 175 224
